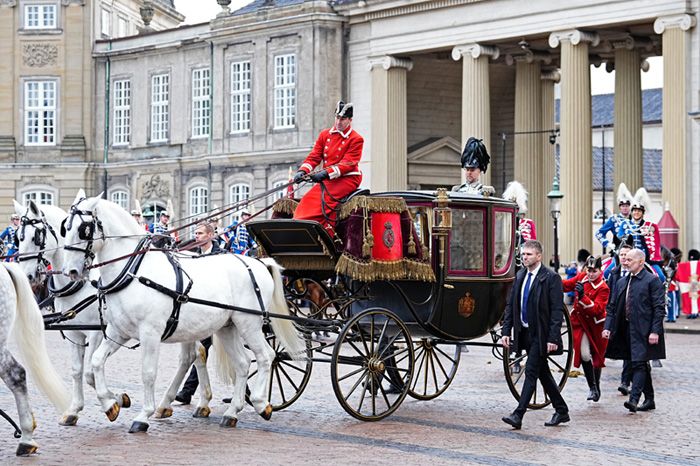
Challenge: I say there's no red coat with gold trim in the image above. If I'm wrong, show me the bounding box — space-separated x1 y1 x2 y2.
298 127 363 180
518 218 537 242
562 271 610 368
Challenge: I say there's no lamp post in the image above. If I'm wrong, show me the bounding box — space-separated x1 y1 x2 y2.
547 177 564 272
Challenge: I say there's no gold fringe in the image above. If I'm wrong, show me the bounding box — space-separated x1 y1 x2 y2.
338 196 408 221
335 253 436 282
276 255 336 271
272 198 299 216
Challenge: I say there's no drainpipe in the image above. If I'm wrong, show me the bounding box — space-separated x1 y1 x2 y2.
102 42 112 199
208 40 214 157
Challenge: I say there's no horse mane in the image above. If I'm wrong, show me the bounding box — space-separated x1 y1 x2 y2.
95 197 148 237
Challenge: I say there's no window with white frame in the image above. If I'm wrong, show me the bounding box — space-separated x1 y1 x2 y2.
230 61 251 133
273 54 296 128
113 79 131 146
191 68 210 138
24 80 56 146
189 186 208 217
24 3 57 29
150 74 169 142
101 8 110 37
229 183 250 221
117 16 128 38
110 190 129 210
23 190 54 206
273 180 286 201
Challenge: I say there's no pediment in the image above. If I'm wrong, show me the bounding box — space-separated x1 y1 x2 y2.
407 136 461 165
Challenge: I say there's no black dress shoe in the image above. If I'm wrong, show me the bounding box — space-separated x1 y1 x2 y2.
501 413 522 430
544 412 570 426
175 391 192 405
617 384 630 396
586 387 600 402
624 399 638 412
638 399 656 411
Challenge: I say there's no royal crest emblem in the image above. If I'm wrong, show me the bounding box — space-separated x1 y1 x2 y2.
458 292 476 318
382 221 395 248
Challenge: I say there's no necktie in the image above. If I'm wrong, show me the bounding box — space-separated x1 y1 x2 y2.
625 275 633 320
521 272 533 325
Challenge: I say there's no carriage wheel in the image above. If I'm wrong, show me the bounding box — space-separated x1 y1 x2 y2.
407 339 461 400
246 331 313 411
331 308 414 421
502 309 573 409
287 278 329 320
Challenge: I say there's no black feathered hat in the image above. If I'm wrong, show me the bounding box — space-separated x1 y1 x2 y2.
584 255 603 270
335 101 353 119
460 137 490 172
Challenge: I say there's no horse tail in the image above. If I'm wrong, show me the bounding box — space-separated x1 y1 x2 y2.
211 332 236 386
4 263 70 413
261 258 306 360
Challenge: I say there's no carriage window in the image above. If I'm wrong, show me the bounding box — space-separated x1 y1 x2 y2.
449 208 484 273
409 206 431 256
494 210 514 275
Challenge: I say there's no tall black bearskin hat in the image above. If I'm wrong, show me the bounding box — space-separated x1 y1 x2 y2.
335 101 353 119
460 137 490 172
584 255 603 270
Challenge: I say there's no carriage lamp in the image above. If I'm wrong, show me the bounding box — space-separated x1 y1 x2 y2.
547 177 564 272
432 188 452 233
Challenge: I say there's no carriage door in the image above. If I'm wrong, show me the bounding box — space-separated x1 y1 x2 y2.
448 207 486 276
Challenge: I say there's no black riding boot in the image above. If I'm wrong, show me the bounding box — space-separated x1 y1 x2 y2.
582 360 599 401
593 367 602 402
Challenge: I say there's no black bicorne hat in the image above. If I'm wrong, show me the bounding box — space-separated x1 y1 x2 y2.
584 255 603 270
460 137 490 172
335 101 353 119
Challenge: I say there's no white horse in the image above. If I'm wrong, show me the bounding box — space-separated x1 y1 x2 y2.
0 261 70 455
13 198 131 426
60 193 305 432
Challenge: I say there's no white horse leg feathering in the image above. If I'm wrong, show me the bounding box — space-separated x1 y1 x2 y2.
60 193 305 433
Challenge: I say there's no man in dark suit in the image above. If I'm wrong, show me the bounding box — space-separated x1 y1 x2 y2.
500 240 569 429
603 248 666 412
605 243 633 395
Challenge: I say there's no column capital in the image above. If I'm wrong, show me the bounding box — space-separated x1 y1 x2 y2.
654 14 696 34
451 43 500 61
0 0 17 7
367 55 413 72
505 50 552 66
548 29 600 48
61 0 85 5
540 69 561 83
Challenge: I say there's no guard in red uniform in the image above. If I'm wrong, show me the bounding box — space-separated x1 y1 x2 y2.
562 255 610 402
293 101 363 233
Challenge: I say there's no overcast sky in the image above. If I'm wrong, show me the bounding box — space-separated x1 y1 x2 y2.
173 1 663 95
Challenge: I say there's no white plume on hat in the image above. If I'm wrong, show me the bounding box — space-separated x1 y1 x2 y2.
502 181 529 213
631 187 651 212
131 199 142 216
616 183 633 205
163 198 175 217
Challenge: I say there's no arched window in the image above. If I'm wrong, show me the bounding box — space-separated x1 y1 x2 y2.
23 189 54 206
272 180 286 201
189 186 208 218
229 183 251 221
110 190 129 210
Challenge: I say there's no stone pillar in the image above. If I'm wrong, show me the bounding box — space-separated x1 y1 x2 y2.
654 14 696 250
62 2 86 153
549 30 599 263
612 36 643 192
0 2 15 154
540 69 560 260
451 43 499 186
369 56 412 192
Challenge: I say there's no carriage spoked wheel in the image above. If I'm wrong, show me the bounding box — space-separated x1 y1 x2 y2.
245 330 313 411
407 339 461 400
502 309 574 409
330 308 414 421
287 278 327 320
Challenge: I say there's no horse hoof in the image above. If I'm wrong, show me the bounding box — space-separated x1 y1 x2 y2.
260 404 273 421
120 393 132 408
128 421 149 433
154 407 173 419
105 403 120 422
59 414 79 426
16 443 38 456
219 416 238 428
193 406 211 418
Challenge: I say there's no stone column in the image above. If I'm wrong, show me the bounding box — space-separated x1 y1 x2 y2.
0 1 15 154
654 14 696 250
369 56 412 192
549 30 599 263
611 36 643 192
62 2 86 153
451 43 499 186
540 69 560 260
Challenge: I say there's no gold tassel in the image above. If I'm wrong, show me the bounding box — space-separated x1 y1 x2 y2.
407 234 416 255
363 230 374 258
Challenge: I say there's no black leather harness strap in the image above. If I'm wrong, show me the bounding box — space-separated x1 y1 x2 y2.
232 255 266 314
159 252 193 342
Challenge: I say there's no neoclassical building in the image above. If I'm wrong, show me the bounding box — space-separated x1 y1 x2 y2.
335 0 699 260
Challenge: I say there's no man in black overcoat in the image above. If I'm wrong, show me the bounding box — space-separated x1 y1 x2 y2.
500 240 569 429
606 243 633 395
603 248 666 412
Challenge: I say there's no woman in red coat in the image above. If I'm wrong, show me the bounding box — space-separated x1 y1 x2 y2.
562 255 610 402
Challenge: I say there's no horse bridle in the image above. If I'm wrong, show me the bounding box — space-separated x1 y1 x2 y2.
60 202 105 270
15 213 58 279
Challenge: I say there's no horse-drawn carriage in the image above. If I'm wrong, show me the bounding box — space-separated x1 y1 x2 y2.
246 187 573 421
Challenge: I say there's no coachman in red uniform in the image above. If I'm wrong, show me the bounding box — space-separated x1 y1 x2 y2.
562 255 610 402
293 101 363 233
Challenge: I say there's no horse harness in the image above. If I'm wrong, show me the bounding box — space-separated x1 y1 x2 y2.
15 213 58 277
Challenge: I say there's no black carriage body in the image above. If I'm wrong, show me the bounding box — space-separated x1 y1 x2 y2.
346 191 517 341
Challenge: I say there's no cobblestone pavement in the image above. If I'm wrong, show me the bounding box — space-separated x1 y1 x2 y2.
1 330 699 465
